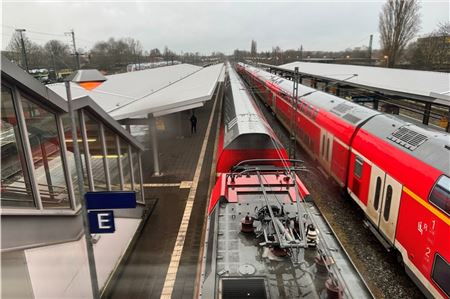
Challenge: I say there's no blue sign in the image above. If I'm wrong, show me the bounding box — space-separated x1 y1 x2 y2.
88 210 115 233
85 191 136 210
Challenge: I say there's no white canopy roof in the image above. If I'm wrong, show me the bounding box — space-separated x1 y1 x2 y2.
275 61 450 104
110 63 224 119
48 63 224 119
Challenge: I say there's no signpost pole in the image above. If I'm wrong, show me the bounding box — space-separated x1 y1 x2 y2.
65 81 100 298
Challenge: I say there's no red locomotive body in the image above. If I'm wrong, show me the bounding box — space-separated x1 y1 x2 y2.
237 63 450 299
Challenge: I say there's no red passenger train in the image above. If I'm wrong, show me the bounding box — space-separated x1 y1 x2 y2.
236 62 450 299
200 64 372 298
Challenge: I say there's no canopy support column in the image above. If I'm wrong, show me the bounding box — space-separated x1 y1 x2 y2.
446 108 450 133
373 98 379 110
177 112 184 137
423 103 431 125
148 113 161 176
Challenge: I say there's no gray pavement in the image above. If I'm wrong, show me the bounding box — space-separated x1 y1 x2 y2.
107 90 221 298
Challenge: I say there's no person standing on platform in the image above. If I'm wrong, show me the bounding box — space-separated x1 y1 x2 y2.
190 113 197 134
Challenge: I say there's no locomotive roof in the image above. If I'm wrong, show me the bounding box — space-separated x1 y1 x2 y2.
223 64 282 149
239 63 380 127
201 174 372 298
362 114 450 175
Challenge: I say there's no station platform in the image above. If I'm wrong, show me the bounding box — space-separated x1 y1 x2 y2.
106 87 222 298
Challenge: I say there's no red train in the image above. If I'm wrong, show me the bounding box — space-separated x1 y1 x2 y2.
200 64 372 298
236 62 450 299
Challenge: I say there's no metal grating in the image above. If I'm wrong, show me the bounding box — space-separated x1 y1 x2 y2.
331 102 354 115
342 113 361 124
387 127 428 151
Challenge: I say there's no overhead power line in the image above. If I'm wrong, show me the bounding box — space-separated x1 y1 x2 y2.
2 24 65 37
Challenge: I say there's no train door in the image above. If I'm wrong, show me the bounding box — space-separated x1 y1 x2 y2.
378 174 402 243
320 130 333 171
367 165 402 244
367 164 384 224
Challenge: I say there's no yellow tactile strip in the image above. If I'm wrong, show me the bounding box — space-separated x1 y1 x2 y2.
160 94 218 299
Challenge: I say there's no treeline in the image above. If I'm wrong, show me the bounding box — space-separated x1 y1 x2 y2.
236 21 449 72
233 46 379 65
3 32 226 74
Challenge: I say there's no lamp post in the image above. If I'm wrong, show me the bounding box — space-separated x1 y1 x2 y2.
384 55 389 67
65 69 107 298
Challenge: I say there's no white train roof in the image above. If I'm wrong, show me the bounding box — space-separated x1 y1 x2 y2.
362 114 450 174
239 63 380 126
223 63 282 150
239 63 450 175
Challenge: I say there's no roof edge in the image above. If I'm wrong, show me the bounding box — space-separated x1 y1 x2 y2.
73 96 145 150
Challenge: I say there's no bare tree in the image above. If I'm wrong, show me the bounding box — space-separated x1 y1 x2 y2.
6 31 46 69
379 0 421 67
250 40 257 57
44 40 71 71
408 22 450 71
149 48 161 62
272 46 282 65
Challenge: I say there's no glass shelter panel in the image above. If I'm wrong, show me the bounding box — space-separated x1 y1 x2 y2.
120 139 132 190
132 148 143 203
21 96 70 208
84 112 107 191
104 127 121 190
1 86 34 208
62 112 87 204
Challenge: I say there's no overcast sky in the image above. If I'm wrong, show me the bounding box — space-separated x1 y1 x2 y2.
2 1 449 54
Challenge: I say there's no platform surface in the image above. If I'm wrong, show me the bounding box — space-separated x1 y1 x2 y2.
108 89 221 298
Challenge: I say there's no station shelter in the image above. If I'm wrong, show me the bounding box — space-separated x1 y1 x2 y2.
1 56 225 298
1 57 146 298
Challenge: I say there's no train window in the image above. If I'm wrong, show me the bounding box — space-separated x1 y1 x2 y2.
429 175 450 216
374 177 382 211
325 138 330 161
321 135 325 157
383 185 393 221
354 156 364 179
308 105 314 116
313 108 319 119
432 254 450 297
300 101 306 113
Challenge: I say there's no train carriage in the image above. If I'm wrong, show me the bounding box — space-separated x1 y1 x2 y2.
237 62 450 299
